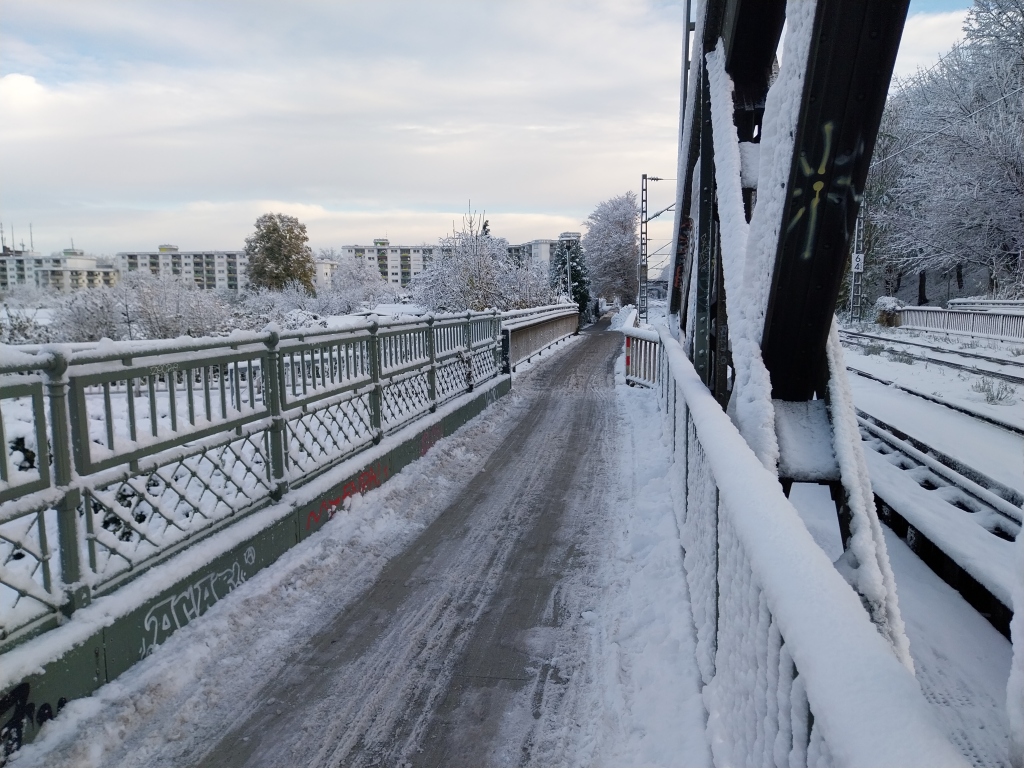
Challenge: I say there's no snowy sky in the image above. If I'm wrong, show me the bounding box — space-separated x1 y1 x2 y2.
1 0 970 264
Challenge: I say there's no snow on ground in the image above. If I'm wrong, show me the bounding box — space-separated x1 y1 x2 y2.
844 345 1024 433
884 528 1014 768
12 329 711 767
789 480 1014 767
571 348 710 767
10 357 559 767
848 374 1024 496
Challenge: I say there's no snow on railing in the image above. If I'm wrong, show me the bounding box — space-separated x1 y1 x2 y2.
0 308 544 649
638 326 966 767
500 304 578 372
619 309 660 387
898 306 1024 342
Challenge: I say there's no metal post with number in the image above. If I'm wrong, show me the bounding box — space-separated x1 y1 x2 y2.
639 174 649 322
850 206 866 321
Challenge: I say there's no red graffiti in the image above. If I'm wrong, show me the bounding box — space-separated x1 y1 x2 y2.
420 423 444 457
303 462 390 530
305 497 342 530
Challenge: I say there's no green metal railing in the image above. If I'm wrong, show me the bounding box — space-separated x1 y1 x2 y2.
0 309 519 651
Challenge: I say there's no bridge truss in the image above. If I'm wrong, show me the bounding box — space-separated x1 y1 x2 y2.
644 0 978 763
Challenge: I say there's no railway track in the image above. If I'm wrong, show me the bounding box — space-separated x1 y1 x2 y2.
857 405 1021 636
840 329 1024 386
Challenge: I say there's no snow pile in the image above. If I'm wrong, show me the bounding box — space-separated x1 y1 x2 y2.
610 305 637 331
571 351 711 767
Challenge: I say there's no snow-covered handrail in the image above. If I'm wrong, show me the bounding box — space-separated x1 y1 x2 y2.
898 307 1024 342
501 306 578 371
0 308 510 651
654 325 966 767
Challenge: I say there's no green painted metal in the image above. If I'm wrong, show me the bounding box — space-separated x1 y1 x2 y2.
0 374 512 757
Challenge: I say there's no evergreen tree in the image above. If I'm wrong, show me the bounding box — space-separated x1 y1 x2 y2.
244 213 316 293
550 235 590 316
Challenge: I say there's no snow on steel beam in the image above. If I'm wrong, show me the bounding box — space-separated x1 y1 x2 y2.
760 0 911 401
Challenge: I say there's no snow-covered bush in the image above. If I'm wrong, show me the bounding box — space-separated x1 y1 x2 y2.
874 296 903 326
411 215 554 312
51 287 125 342
0 305 52 344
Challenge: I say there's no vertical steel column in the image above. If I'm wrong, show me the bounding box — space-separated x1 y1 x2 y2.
45 350 89 616
262 330 288 500
640 174 649 322
693 66 716 386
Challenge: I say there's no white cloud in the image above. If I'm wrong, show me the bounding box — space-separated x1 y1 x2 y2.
0 1 686 254
893 10 968 80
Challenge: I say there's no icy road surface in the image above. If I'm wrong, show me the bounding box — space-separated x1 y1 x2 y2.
14 317 709 768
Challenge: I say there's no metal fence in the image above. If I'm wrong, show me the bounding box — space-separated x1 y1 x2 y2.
618 326 965 767
500 305 579 371
0 308 577 651
899 307 1024 342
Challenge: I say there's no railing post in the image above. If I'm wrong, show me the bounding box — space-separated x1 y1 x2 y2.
368 320 384 442
501 329 512 374
464 311 474 392
426 315 437 412
491 309 501 377
45 350 90 616
262 330 289 501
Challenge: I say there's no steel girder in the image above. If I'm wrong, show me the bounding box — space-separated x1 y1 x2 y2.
670 0 909 405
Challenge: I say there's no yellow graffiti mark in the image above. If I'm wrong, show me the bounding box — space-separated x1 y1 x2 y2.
786 121 844 260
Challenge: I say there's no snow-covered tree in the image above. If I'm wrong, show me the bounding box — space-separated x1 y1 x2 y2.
550 235 590 316
411 214 553 311
244 213 316 293
319 248 397 310
582 192 639 302
51 288 124 342
866 0 1023 300
47 273 231 342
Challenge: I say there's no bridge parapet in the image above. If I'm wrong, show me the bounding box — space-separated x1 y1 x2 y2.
620 327 967 767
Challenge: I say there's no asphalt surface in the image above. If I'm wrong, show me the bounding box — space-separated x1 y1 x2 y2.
196 318 622 767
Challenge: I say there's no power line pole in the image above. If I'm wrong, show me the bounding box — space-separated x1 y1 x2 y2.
640 174 648 321
850 206 866 321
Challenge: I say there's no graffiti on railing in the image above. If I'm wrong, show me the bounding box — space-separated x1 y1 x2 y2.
139 546 255 657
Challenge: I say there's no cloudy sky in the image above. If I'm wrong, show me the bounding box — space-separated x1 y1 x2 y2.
1 0 971 269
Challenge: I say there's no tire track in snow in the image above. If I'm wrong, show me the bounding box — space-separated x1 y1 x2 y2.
196 322 622 767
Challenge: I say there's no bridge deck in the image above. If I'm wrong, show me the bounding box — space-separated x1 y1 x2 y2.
198 319 628 767
15 318 709 767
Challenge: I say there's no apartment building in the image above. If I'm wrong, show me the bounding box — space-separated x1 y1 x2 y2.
508 239 559 269
0 247 119 292
116 245 248 290
340 239 433 287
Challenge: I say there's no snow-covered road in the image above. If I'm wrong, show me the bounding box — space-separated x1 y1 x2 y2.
12 318 709 768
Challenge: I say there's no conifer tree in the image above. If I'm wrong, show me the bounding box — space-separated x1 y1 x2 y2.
244 213 316 293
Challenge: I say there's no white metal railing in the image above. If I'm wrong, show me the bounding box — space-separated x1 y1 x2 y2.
947 298 1024 314
500 304 579 371
898 306 1024 342
620 327 967 767
0 308 577 651
620 309 660 387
